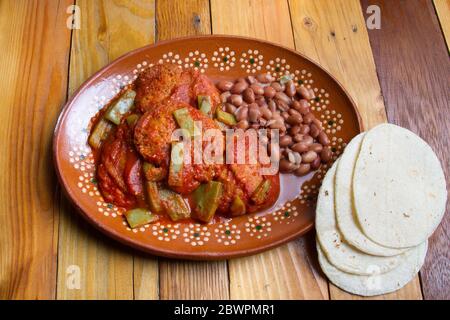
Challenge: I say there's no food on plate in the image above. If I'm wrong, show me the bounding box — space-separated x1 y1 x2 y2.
317 241 427 297
316 161 402 275
315 123 447 296
353 124 447 248
88 64 287 228
134 101 222 195
97 121 145 208
215 74 332 176
135 64 220 113
335 133 407 256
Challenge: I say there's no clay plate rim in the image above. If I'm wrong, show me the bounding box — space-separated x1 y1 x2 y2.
53 35 363 260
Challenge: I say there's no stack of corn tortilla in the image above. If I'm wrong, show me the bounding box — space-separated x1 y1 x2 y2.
315 124 447 296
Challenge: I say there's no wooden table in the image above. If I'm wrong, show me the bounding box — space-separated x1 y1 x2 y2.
1 0 448 300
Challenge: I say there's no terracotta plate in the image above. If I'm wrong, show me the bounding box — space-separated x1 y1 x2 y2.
54 35 362 260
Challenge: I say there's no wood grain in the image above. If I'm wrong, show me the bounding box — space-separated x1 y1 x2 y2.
155 0 229 300
289 0 423 299
362 0 450 300
159 260 229 300
210 0 295 47
289 0 386 129
156 0 211 39
0 0 72 299
434 0 450 49
133 252 159 300
211 0 329 300
57 0 157 300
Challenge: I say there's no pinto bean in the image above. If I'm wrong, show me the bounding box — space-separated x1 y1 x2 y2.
280 135 293 147
268 100 277 113
248 102 259 109
291 142 309 153
260 106 273 120
311 156 321 170
294 164 311 176
318 131 330 145
310 123 321 138
243 88 255 103
276 99 289 112
287 150 297 164
293 134 304 143
285 80 296 97
256 73 274 83
320 147 332 163
286 114 303 125
235 120 249 130
297 99 310 115
255 97 268 108
274 92 291 105
225 103 237 114
246 75 257 84
217 80 233 91
309 143 323 153
312 118 323 130
289 125 301 136
288 108 301 116
220 91 231 103
280 159 298 173
297 86 313 99
271 82 283 91
299 124 310 135
293 151 302 164
235 105 249 121
250 83 264 96
268 119 285 130
272 111 283 122
281 148 290 158
263 86 276 98
230 94 243 106
303 113 315 124
291 100 300 110
302 150 317 163
231 81 248 94
302 135 314 145
248 106 261 123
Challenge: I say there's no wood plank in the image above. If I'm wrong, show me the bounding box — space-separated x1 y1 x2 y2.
156 0 211 39
133 252 159 300
0 0 72 299
211 0 329 300
361 0 450 300
434 0 450 49
289 0 423 300
289 0 386 129
155 0 229 300
56 0 157 300
159 260 229 300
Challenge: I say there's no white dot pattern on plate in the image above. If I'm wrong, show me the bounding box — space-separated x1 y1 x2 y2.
184 50 208 73
266 57 291 77
240 49 264 73
212 47 236 71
